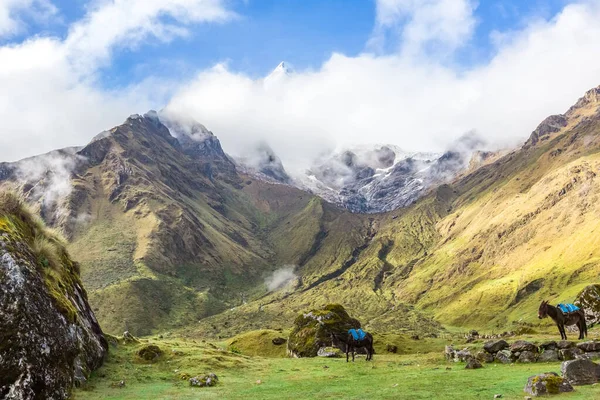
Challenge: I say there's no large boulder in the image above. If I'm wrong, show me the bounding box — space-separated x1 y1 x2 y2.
575 284 600 325
484 340 509 354
561 359 600 385
510 340 538 353
454 349 473 362
286 304 362 358
0 193 107 399
524 373 574 396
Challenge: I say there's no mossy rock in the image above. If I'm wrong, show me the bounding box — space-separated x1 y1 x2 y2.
287 304 361 358
137 345 163 361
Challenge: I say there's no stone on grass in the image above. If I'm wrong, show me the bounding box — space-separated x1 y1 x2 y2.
287 304 362 358
386 344 398 354
518 351 537 363
484 340 509 354
559 347 583 361
445 345 455 361
189 373 218 387
454 349 472 362
538 350 559 363
317 347 342 358
271 337 286 346
524 372 574 396
465 358 483 369
511 340 538 353
561 359 600 385
137 345 163 361
495 350 512 364
540 341 557 351
577 341 600 353
476 351 495 363
556 341 576 350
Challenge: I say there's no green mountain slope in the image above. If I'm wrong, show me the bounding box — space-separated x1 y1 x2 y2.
2 86 600 339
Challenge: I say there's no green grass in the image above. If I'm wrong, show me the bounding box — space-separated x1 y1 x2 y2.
74 335 600 400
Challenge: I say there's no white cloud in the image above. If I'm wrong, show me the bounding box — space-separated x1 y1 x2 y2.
0 0 58 38
165 1 600 175
0 0 235 162
370 0 477 56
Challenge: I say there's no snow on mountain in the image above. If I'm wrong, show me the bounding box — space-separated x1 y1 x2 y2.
263 61 293 88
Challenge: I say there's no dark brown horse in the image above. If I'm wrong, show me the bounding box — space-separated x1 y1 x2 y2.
331 331 375 362
538 300 587 340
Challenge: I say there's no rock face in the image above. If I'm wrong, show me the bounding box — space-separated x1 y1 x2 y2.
524 372 574 396
287 304 361 358
575 284 600 326
561 359 600 385
0 192 107 399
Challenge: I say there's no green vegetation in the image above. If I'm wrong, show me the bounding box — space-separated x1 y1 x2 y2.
74 333 600 400
0 191 82 323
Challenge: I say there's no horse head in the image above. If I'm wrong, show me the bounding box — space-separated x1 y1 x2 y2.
538 300 549 319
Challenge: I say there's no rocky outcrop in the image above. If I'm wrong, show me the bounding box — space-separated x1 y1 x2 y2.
286 304 361 358
525 114 568 147
0 192 107 399
575 284 600 326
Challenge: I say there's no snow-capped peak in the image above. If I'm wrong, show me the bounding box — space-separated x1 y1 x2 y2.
264 61 293 87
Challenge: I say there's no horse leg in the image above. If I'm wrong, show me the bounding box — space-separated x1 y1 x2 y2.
352 347 355 362
346 347 349 363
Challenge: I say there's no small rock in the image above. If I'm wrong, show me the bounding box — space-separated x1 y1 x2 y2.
577 341 600 353
454 349 472 362
561 359 600 385
524 372 574 396
539 341 557 351
137 345 163 361
495 350 512 364
476 351 495 363
256 380 262 385
556 340 576 350
386 344 398 353
494 395 502 399
524 397 532 400
484 340 509 354
510 340 538 353
559 347 584 361
272 337 286 346
517 351 537 363
465 358 483 369
317 346 342 358
538 349 559 363
445 345 455 361
392 383 398 387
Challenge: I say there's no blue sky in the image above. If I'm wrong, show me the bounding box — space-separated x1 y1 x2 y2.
2 0 600 165
4 0 572 86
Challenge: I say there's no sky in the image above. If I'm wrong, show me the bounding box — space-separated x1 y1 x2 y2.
1 0 600 172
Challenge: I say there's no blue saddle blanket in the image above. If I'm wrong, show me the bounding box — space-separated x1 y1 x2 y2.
557 303 580 313
348 329 366 341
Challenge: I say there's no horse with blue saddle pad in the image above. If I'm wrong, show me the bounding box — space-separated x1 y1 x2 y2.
331 328 374 362
538 300 587 340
